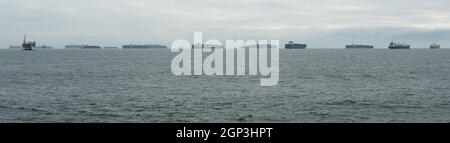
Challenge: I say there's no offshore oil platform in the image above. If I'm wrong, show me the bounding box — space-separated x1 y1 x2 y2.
22 34 36 51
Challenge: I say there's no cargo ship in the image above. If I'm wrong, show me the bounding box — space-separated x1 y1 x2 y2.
81 45 102 49
346 44 374 49
285 41 307 49
122 44 167 49
388 42 410 49
430 42 440 49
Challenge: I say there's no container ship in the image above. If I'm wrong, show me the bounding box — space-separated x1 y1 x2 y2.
430 43 440 49
122 44 167 49
346 44 374 49
388 42 410 49
285 41 307 49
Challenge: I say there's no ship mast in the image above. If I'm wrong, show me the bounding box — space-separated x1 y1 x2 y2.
22 34 26 51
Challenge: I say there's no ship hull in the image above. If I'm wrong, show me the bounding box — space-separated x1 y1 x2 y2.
81 46 102 49
389 46 410 49
430 46 440 49
346 45 374 49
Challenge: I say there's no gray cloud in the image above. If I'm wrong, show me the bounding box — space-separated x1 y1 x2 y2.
1 0 449 48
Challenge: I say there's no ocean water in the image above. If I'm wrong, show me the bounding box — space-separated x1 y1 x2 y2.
0 49 449 123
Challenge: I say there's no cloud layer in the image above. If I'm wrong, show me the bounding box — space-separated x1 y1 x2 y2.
1 0 449 48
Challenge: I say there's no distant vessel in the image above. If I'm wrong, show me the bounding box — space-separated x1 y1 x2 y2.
122 44 167 49
22 34 35 51
285 41 307 49
346 44 374 49
36 45 54 49
81 45 102 49
388 42 410 49
430 42 440 49
65 44 83 49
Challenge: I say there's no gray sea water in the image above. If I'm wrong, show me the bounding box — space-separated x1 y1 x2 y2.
0 49 449 123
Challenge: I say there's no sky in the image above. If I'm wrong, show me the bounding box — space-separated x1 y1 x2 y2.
0 0 449 49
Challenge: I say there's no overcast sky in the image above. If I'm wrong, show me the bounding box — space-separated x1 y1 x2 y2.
1 0 449 48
